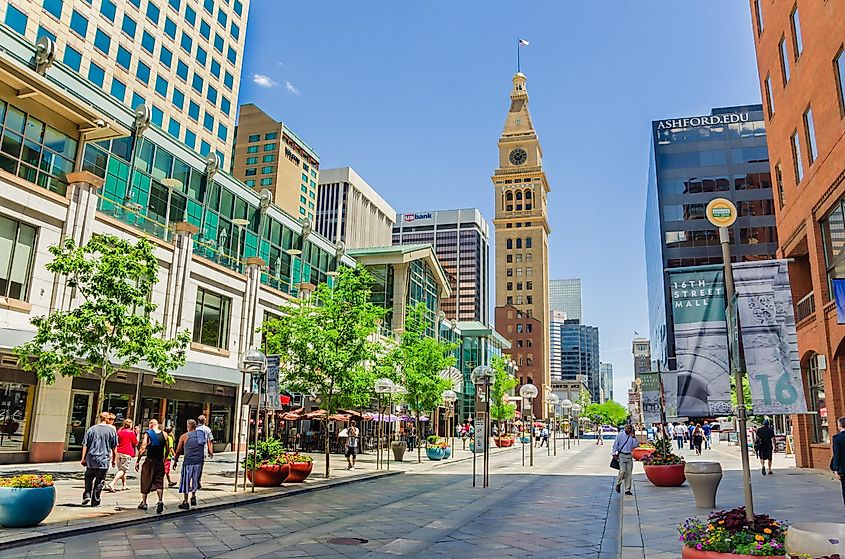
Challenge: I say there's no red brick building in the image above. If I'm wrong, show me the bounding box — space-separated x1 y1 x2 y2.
749 0 845 467
495 305 545 418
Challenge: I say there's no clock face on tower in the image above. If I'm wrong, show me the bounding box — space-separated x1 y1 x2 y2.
509 148 528 166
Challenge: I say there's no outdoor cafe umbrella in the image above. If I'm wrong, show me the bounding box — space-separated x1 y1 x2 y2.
371 413 400 422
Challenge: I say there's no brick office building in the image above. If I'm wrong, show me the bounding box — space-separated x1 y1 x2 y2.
749 0 845 468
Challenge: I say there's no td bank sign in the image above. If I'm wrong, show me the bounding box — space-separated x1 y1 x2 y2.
656 113 750 130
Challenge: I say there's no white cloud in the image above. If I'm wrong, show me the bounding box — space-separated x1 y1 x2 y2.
253 74 277 88
285 81 300 95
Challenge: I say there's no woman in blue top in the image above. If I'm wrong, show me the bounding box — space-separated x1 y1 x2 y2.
173 419 211 509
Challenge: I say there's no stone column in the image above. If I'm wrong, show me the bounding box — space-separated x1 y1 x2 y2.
391 262 410 335
163 222 198 339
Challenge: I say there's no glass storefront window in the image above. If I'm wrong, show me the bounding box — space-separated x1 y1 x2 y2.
806 354 828 444
0 383 32 452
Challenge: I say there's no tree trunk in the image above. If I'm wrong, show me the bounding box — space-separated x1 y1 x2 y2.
416 409 421 464
323 416 330 479
94 374 108 426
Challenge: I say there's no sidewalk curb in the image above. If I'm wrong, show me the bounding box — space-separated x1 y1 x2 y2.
599 481 623 559
0 469 403 551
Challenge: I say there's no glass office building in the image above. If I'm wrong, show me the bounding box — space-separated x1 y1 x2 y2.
558 319 600 401
645 105 778 368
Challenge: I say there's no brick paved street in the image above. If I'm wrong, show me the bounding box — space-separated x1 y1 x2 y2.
0 440 619 559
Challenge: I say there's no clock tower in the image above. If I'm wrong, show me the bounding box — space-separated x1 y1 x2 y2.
492 72 551 419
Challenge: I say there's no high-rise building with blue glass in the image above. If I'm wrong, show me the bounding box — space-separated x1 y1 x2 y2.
557 319 600 402
645 105 778 370
1 0 249 167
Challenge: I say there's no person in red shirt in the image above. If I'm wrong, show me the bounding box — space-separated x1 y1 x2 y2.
107 419 138 492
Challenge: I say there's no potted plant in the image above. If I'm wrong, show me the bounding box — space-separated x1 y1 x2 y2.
0 474 55 527
632 442 656 461
426 436 447 461
679 507 786 558
495 434 516 448
519 430 531 444
392 439 407 461
642 437 686 486
284 453 314 482
245 439 290 487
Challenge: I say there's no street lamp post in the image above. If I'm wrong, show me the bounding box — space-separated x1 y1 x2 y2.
561 399 572 450
572 403 582 445
471 366 496 488
375 378 394 470
442 389 457 458
549 394 559 457
235 347 266 493
519 384 538 467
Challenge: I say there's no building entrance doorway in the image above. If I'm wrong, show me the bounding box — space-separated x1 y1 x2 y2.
67 391 93 452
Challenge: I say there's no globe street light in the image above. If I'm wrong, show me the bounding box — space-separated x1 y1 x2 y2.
571 403 582 445
561 399 572 450
375 378 395 470
236 347 267 492
519 383 538 467
442 389 457 458
549 393 560 456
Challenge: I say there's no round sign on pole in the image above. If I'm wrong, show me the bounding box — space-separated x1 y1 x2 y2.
706 198 737 228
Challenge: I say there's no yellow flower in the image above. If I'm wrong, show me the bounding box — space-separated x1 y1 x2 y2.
755 535 765 541
718 520 725 524
763 528 772 534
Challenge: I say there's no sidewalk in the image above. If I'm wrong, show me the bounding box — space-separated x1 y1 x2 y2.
620 438 840 559
0 442 518 549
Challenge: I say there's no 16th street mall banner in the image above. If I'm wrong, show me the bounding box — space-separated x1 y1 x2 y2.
639 372 663 425
668 261 806 416
733 260 807 414
668 266 733 416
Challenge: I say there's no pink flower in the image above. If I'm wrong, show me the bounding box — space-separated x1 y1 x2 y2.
696 544 702 550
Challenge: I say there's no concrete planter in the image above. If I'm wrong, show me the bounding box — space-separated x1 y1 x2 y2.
426 446 446 461
286 461 313 482
684 462 723 508
246 463 290 487
391 441 406 461
681 546 784 559
785 522 845 557
495 437 515 448
0 486 55 527
443 446 451 459
632 447 655 461
644 463 686 487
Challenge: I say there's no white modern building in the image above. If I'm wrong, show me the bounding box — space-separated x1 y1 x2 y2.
549 279 582 322
316 167 395 250
392 208 489 323
549 310 567 381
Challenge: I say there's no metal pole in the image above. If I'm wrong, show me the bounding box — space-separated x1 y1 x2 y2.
233 371 244 492
251 376 261 493
386 393 391 472
376 394 382 470
547 403 551 457
529 401 534 467
522 398 526 467
484 384 490 488
553 407 557 456
721 226 755 522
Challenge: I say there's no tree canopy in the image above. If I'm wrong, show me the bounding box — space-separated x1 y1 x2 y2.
584 400 629 427
489 354 517 423
15 235 189 422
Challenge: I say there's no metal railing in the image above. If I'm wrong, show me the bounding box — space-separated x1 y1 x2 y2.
795 292 815 322
95 192 172 242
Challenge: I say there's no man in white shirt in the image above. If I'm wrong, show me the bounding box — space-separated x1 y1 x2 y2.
612 424 639 496
673 422 686 450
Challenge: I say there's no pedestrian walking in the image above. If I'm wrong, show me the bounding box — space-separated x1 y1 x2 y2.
688 422 695 450
345 421 360 470
612 424 639 495
673 422 685 450
596 424 604 445
693 424 704 455
173 419 210 509
81 412 118 507
196 415 214 490
756 419 775 476
135 419 166 514
107 419 137 492
163 426 177 488
541 426 549 447
830 417 845 507
407 425 417 451
703 421 712 450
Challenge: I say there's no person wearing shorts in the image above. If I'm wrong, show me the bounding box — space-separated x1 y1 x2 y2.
163 426 177 488
107 419 137 492
345 421 359 470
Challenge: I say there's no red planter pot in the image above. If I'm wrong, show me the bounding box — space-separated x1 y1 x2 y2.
246 463 290 487
644 463 686 486
495 437 515 448
286 461 313 482
681 546 784 559
632 447 656 461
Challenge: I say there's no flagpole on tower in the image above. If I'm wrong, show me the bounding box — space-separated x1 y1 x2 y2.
517 37 521 73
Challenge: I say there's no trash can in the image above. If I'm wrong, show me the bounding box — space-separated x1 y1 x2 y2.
684 462 722 508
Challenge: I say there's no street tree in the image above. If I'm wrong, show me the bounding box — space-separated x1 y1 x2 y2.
14 235 190 423
392 303 456 463
577 387 592 410
263 265 385 478
584 400 629 428
489 354 517 433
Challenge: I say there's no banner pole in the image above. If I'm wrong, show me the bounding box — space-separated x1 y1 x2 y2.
721 226 755 523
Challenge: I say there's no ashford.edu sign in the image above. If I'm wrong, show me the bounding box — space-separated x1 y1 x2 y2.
656 113 750 130
403 212 433 222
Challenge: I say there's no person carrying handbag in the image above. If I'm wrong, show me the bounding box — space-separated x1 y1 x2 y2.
612 424 639 495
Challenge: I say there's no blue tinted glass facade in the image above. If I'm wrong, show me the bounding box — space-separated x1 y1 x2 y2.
644 105 778 369
557 320 600 401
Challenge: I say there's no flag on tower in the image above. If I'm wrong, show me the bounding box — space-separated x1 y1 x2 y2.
519 38 530 46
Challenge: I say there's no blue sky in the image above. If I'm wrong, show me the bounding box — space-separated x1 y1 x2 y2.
238 2 762 405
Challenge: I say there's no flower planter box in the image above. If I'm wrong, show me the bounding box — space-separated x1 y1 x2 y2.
681 546 784 559
426 447 446 461
644 463 686 486
246 464 290 487
632 447 655 461
286 462 313 482
0 486 55 527
443 446 451 459
495 437 515 448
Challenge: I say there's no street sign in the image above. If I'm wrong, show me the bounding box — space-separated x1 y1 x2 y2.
266 355 281 410
474 419 485 453
706 198 737 228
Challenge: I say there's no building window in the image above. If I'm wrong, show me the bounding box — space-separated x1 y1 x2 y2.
146 1 160 24
820 195 845 294
121 14 137 38
94 29 111 54
167 118 180 138
43 0 63 19
197 46 208 67
262 154 274 163
171 88 185 109
835 49 845 117
764 75 774 118
116 46 131 70
791 131 804 184
264 143 276 152
526 267 533 277
184 129 196 148
245 157 257 165
805 354 827 443
176 60 189 81
110 77 126 101
775 162 785 210
244 179 255 187
244 168 256 176
261 166 273 174
141 31 155 53
516 238 522 249
248 134 260 142
753 0 763 36
188 101 199 121
136 61 151 84
164 17 176 39
193 288 230 349
88 62 105 87
260 178 272 186
185 5 197 25
70 10 88 37
246 145 258 154
525 237 532 248
100 0 115 21
779 36 790 85
804 107 818 165
790 6 803 59
506 254 512 263
0 215 37 301
265 132 277 141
